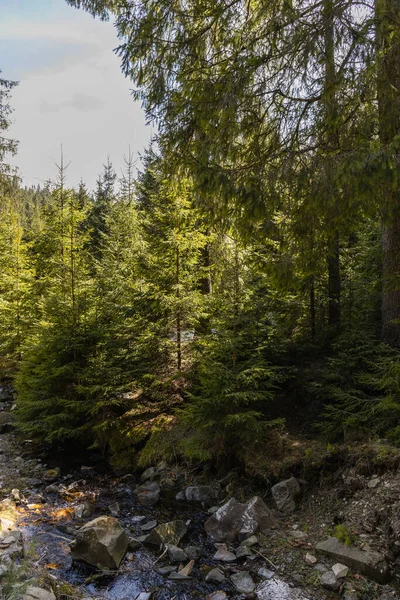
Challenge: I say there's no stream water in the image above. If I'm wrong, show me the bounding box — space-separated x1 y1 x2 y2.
14 469 311 600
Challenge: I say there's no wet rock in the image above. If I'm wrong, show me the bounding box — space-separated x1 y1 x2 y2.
271 478 301 514
206 593 228 600
214 548 236 562
75 502 93 519
236 545 253 559
258 567 274 580
0 498 17 530
205 496 275 543
128 537 143 550
320 571 339 591
332 562 349 578
166 544 188 563
185 485 218 505
10 489 21 503
316 537 390 583
141 520 157 532
185 545 202 560
206 567 225 583
23 587 56 600
71 516 129 569
179 559 195 576
135 481 160 506
132 515 147 523
108 502 120 517
43 468 60 483
231 571 255 595
143 520 187 547
168 571 192 581
175 491 185 501
45 483 63 494
141 467 160 482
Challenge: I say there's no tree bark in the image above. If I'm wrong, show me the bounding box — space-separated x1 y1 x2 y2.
376 0 400 346
324 0 341 329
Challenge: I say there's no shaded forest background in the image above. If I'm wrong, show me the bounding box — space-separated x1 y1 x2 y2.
1 0 400 476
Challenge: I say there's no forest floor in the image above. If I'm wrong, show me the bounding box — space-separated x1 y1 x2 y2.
0 389 399 599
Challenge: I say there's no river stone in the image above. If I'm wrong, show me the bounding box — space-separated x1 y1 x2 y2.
166 544 188 563
70 516 128 569
320 572 339 591
168 571 192 581
316 537 389 583
75 502 93 519
179 559 195 576
141 520 157 532
332 562 349 578
256 580 310 599
258 567 274 580
185 485 218 505
236 545 253 559
231 571 255 594
143 520 187 547
206 593 228 600
206 567 225 583
205 496 275 543
141 466 160 482
23 587 56 600
214 548 236 562
135 481 161 506
271 477 301 514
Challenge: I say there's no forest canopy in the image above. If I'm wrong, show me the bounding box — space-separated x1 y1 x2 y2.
1 0 400 472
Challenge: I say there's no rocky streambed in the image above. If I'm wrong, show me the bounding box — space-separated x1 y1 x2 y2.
0 386 399 600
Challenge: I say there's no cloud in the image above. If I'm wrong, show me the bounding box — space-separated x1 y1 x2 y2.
40 93 105 114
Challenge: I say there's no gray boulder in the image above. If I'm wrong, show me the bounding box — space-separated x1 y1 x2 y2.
271 477 301 514
166 544 188 563
142 520 187 547
316 537 389 584
231 571 255 595
205 496 275 543
70 516 128 569
185 485 218 505
23 587 56 600
135 481 161 506
206 567 225 583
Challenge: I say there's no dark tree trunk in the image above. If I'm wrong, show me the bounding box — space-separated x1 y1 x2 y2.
324 0 341 329
376 0 400 346
328 232 341 327
310 275 316 339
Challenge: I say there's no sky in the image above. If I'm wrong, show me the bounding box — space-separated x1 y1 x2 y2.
1 0 152 191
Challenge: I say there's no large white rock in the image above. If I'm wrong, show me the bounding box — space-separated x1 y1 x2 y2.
271 478 301 514
70 516 128 569
205 496 275 543
23 587 56 600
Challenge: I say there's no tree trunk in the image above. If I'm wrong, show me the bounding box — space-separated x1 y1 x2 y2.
324 0 341 329
376 0 400 346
